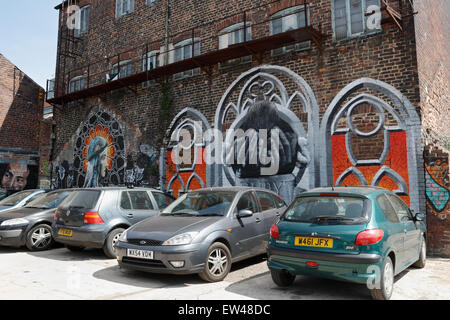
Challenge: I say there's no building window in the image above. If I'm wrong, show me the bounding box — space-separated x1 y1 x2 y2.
116 0 134 18
74 5 90 37
143 50 159 71
270 6 311 56
68 76 86 93
146 0 158 4
218 22 252 68
333 0 381 41
107 60 132 82
173 39 201 80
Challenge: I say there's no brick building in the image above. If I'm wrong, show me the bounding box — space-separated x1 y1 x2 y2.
47 0 449 256
0 53 52 192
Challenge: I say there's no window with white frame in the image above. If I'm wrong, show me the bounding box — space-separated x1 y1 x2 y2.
173 39 201 80
116 0 135 18
68 75 86 93
270 6 311 56
333 0 381 41
107 60 132 82
74 5 90 37
143 50 159 71
218 22 252 68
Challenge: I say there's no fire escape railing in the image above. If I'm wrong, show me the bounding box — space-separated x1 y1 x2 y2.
47 0 324 104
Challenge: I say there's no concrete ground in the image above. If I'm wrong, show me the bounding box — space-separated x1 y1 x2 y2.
0 245 449 300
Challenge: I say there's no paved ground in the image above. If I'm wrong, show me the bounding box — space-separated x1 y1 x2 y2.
0 245 449 300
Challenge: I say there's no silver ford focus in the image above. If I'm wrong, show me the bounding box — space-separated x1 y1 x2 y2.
115 187 286 282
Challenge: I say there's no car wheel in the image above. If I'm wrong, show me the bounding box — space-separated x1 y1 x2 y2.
26 224 54 251
65 245 84 252
199 242 232 282
270 269 296 287
370 256 394 300
413 236 426 268
103 228 125 259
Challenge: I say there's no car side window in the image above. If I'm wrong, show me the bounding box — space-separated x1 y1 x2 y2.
376 194 400 223
255 191 276 211
235 192 258 213
152 192 173 209
271 194 286 208
120 191 132 210
387 195 412 222
24 193 44 205
128 191 154 210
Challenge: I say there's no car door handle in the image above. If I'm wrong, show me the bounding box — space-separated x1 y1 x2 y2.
275 212 281 217
127 214 134 218
255 217 262 223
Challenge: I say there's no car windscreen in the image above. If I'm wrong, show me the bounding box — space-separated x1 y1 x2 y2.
282 196 369 224
0 190 34 206
59 190 101 209
161 191 237 217
25 191 71 209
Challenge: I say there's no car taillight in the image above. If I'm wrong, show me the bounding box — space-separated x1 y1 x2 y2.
355 229 384 245
84 212 104 224
270 224 279 239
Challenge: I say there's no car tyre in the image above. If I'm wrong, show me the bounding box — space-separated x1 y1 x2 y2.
199 242 232 282
26 224 54 251
270 269 296 287
103 228 125 259
65 245 84 252
412 236 426 268
370 256 394 300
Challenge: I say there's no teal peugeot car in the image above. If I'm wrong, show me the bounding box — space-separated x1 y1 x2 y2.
267 186 426 300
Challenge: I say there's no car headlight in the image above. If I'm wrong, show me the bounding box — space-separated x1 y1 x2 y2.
163 232 199 246
1 218 29 227
118 229 128 243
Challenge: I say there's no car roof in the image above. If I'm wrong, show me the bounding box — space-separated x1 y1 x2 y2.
299 186 388 196
48 186 162 192
185 186 279 194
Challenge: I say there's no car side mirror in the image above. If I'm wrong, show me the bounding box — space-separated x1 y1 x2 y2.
414 213 425 221
237 209 253 218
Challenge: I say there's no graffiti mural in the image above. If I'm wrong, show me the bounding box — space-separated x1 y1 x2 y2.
125 143 159 187
0 162 39 191
73 110 125 187
424 153 449 214
51 160 74 189
215 65 320 204
320 78 424 213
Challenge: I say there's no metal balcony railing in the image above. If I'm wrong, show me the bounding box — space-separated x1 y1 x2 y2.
47 0 323 104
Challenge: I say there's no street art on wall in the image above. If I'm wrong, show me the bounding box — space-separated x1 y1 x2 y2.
125 143 159 187
0 162 39 191
52 160 74 189
425 157 449 213
73 110 125 187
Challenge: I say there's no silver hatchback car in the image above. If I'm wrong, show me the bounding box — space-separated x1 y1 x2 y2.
115 187 287 282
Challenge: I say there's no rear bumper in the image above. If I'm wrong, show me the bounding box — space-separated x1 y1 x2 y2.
52 223 106 248
267 244 382 284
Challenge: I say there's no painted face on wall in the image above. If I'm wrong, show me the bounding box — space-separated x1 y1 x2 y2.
1 163 30 191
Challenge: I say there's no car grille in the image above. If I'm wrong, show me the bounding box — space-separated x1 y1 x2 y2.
128 239 163 246
122 257 166 269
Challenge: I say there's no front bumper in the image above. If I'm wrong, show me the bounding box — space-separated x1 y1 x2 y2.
0 227 27 247
115 241 206 275
267 244 382 284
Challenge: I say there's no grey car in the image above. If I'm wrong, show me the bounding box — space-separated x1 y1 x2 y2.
0 189 72 251
52 187 175 258
115 187 287 282
0 189 49 213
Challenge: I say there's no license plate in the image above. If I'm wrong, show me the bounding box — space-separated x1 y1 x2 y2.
58 228 73 237
295 236 333 248
127 249 154 260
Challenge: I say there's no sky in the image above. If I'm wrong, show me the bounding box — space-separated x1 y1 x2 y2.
0 0 62 89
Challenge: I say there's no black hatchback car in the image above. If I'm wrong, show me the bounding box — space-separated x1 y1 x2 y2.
52 187 175 258
0 189 72 251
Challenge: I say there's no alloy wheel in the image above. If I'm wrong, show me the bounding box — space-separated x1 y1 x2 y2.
31 227 52 249
207 248 228 277
383 259 394 297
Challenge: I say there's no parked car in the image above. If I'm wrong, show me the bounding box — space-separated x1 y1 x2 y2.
0 189 49 213
115 187 287 282
52 187 175 258
0 189 72 251
266 186 427 300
